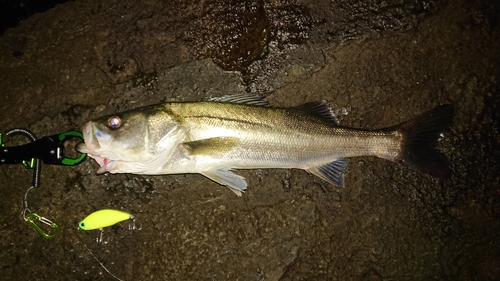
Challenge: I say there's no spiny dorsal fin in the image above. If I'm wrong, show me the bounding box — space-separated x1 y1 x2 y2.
294 100 339 124
206 93 270 107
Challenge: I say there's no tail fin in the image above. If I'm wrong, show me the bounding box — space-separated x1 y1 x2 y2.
396 105 453 179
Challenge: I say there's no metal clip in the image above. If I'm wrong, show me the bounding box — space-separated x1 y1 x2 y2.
22 186 60 239
24 212 60 239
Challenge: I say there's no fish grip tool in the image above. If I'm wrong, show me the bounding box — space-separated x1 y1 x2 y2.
0 129 87 167
0 128 87 239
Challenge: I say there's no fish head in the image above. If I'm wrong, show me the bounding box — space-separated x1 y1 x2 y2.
77 108 152 174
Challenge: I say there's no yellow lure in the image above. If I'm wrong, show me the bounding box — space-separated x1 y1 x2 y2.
79 209 133 230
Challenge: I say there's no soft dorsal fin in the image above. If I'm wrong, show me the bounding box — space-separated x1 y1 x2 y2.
294 100 339 124
206 93 270 107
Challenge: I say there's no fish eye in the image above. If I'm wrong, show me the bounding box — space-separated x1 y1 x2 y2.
79 222 85 228
108 116 122 129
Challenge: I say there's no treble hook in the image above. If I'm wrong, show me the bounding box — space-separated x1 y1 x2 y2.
129 218 142 231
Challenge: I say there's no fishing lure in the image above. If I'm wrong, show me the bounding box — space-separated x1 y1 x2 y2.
78 209 140 281
79 209 134 230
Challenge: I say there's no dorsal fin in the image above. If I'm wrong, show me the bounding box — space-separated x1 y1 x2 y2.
206 93 270 107
294 100 339 124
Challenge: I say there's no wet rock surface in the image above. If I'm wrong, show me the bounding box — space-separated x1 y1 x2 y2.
1 0 499 280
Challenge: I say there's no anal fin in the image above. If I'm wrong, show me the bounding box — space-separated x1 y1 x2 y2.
307 158 349 187
201 169 248 196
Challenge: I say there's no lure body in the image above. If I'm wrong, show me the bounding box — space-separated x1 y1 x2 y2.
79 209 133 230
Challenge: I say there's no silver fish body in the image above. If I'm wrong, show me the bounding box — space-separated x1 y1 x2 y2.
77 95 452 195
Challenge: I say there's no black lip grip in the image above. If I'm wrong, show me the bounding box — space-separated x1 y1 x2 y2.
0 130 87 166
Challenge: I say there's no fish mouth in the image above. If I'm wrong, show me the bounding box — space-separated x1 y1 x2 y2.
93 156 118 174
76 122 100 152
77 122 119 174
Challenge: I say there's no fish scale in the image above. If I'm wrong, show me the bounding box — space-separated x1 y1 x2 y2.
176 103 401 165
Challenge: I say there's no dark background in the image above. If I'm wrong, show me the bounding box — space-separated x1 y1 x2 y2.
1 0 499 280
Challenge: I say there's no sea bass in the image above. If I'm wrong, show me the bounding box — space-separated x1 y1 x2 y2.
77 94 452 196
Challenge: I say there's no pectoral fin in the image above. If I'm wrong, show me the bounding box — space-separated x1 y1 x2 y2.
201 169 247 196
307 158 349 187
181 137 240 156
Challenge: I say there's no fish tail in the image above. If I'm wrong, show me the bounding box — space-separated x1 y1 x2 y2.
394 104 453 178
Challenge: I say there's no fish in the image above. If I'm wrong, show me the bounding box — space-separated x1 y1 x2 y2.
76 94 453 196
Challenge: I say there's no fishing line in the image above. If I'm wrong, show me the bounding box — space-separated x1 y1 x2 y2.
76 229 125 281
82 239 124 281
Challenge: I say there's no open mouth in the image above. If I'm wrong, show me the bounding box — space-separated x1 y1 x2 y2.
77 122 118 174
90 154 117 174
77 142 118 174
